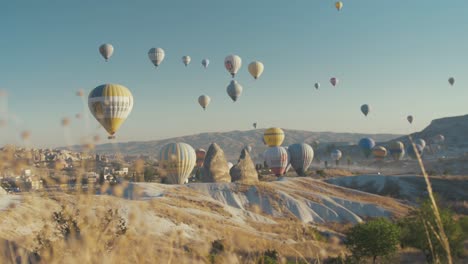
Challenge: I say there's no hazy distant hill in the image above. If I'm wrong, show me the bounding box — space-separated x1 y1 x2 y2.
66 129 400 162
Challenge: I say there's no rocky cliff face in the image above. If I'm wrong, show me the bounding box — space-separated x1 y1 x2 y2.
230 149 258 184
201 143 231 183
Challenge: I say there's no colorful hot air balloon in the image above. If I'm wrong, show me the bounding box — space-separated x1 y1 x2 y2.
331 149 342 161
263 128 285 147
202 59 209 68
407 144 423 159
361 104 370 116
182 56 191 66
407 115 413 124
288 143 314 176
264 146 290 176
226 80 243 102
335 1 343 11
198 95 211 110
159 142 196 184
148 48 165 67
224 55 242 78
415 139 426 149
448 77 455 86
388 141 405 161
88 84 134 139
99 44 114 62
314 83 320 90
248 61 264 79
372 146 387 161
358 138 376 158
195 148 206 168
330 77 338 87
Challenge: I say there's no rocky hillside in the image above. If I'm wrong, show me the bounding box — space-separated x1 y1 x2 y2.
65 129 400 162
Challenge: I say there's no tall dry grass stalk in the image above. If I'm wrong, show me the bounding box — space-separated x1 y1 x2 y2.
409 135 452 264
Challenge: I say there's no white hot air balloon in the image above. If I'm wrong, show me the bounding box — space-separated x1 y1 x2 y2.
224 55 242 78
99 44 114 62
198 95 211 110
227 80 243 102
182 55 191 66
148 48 165 68
248 61 264 79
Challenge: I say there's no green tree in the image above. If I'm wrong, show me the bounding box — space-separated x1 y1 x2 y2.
345 218 400 263
399 199 465 263
143 166 156 182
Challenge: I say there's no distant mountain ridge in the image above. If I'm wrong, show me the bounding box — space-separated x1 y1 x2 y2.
64 129 401 162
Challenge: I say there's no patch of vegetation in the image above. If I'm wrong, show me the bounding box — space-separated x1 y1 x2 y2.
345 218 400 264
398 198 467 263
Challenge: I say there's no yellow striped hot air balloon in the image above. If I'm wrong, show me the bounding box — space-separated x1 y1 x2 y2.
335 1 343 11
159 142 196 184
263 128 285 147
372 146 388 161
88 84 134 139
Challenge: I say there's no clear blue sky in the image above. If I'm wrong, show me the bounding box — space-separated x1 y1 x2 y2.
1 0 467 147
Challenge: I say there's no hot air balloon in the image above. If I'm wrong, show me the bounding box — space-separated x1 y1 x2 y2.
202 59 209 69
253 123 257 129
196 148 206 168
99 44 114 62
148 48 165 67
88 84 134 139
389 141 405 161
358 138 376 158
415 139 426 149
182 56 191 66
248 61 264 79
335 1 343 11
361 104 370 116
433 134 445 144
264 146 290 176
227 162 234 170
288 143 314 176
226 80 243 102
407 115 413 124
407 144 423 159
198 95 211 110
448 77 455 86
224 55 242 78
264 128 285 147
331 149 342 165
372 146 387 161
314 83 320 90
159 142 196 184
330 77 338 87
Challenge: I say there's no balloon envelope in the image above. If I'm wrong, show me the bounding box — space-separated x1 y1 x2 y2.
224 55 242 77
196 148 206 168
314 83 320 89
248 61 264 79
330 77 338 87
159 142 196 184
264 128 285 147
358 138 376 158
264 146 290 176
198 95 211 110
407 115 413 124
415 139 426 149
335 1 343 10
288 143 314 176
448 77 455 86
202 59 209 68
148 48 165 67
372 146 387 161
88 84 134 139
182 56 191 66
389 141 405 161
99 44 114 61
407 144 423 159
331 149 342 161
361 104 370 116
226 80 243 102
